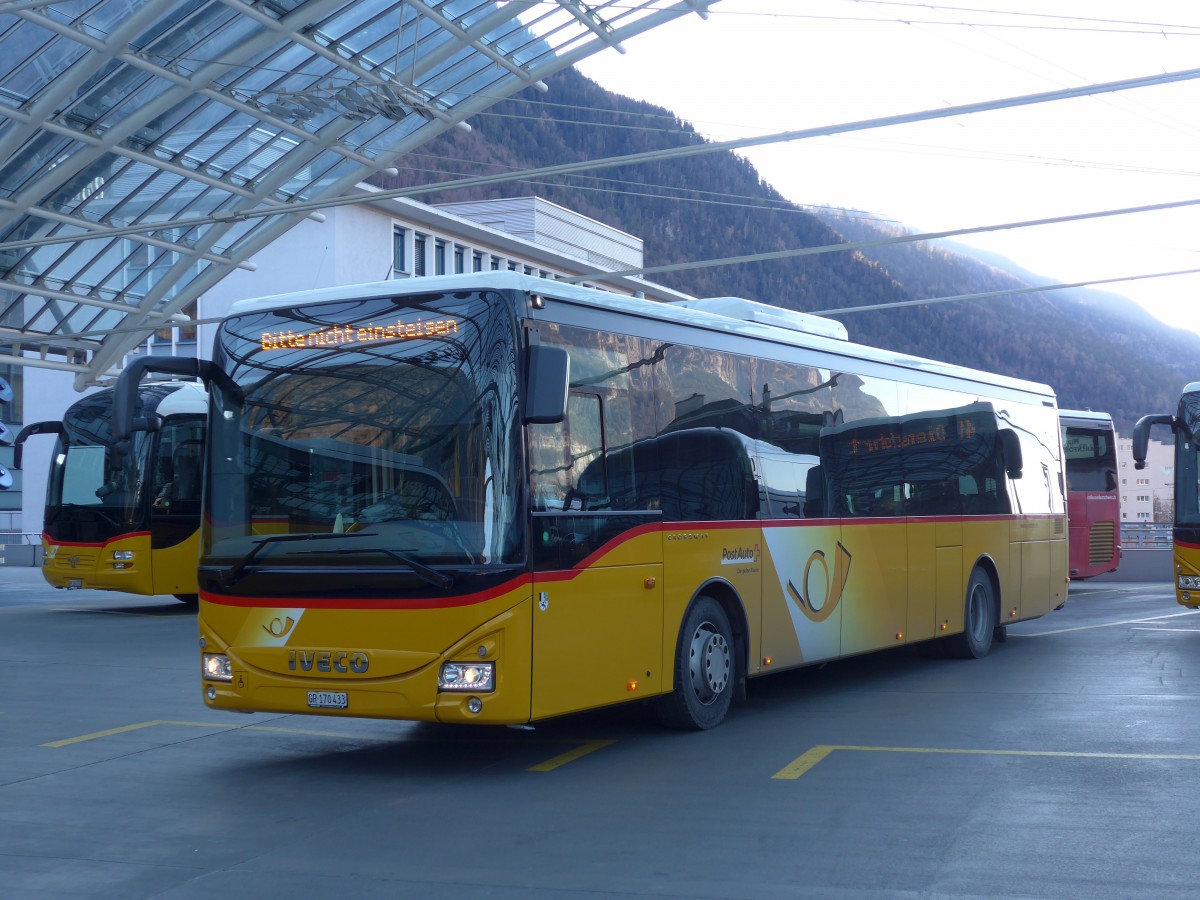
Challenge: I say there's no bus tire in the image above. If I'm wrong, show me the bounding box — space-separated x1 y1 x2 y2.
655 595 734 730
946 568 995 659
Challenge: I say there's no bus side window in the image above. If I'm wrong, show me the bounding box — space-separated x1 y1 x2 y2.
528 393 602 511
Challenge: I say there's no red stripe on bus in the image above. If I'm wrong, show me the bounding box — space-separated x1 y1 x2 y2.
42 531 151 548
201 571 535 610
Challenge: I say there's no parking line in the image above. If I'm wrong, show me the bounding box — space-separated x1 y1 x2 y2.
1021 610 1199 637
772 744 1200 779
526 739 614 772
43 719 615 770
43 719 176 747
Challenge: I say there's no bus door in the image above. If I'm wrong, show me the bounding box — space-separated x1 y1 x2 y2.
147 418 204 595
840 483 909 655
528 394 664 719
906 479 964 643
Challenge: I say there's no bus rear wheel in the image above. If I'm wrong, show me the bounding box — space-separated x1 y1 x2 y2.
946 568 995 659
656 595 734 730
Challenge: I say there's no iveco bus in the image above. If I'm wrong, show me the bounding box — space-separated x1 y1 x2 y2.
115 273 1067 729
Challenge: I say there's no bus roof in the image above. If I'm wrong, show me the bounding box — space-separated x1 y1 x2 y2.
225 272 1057 403
1058 409 1114 427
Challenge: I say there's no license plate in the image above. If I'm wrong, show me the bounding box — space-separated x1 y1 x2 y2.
306 690 348 709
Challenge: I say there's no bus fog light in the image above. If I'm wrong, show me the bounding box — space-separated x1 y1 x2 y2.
1178 575 1200 590
206 687 217 701
203 653 233 682
467 697 483 713
439 661 494 692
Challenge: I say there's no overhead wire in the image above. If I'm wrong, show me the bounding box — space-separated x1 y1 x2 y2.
8 63 1200 253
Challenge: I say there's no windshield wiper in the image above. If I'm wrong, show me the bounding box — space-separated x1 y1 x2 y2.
326 546 454 590
221 532 377 588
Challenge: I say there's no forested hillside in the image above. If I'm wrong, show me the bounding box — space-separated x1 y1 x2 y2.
373 67 1198 434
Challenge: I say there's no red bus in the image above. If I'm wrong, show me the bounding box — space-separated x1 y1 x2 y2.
1059 409 1120 580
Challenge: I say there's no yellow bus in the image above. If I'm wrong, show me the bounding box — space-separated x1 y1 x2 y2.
16 381 206 603
1132 385 1200 607
115 273 1067 729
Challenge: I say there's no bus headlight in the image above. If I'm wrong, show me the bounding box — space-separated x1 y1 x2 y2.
112 550 134 561
1179 575 1200 590
202 653 233 682
439 661 494 692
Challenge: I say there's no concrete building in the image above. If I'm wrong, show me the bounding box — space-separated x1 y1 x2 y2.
1115 433 1174 525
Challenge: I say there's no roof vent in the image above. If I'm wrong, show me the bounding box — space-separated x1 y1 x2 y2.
669 297 848 340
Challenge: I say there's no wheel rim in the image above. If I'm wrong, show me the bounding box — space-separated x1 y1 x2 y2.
687 620 731 706
967 580 990 642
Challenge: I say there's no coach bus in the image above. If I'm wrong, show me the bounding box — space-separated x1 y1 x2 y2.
15 381 205 602
1059 409 1120 580
114 273 1067 730
1132 384 1199 607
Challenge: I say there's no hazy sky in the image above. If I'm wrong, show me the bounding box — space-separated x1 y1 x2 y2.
575 1 1200 336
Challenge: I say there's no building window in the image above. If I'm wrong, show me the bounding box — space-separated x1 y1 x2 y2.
454 245 465 274
472 251 483 272
435 239 446 275
490 255 501 270
153 299 198 348
392 226 406 274
414 233 427 276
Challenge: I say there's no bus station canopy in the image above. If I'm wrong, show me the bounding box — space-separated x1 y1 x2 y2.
0 0 715 389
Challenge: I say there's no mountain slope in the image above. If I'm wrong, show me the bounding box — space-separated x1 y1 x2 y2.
373 68 1196 434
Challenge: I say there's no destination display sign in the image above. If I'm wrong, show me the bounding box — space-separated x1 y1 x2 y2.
259 317 460 351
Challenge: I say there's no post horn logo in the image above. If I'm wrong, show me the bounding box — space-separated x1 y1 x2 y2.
786 542 852 623
263 616 296 638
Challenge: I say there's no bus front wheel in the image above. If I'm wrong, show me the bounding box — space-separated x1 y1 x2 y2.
946 568 995 659
656 595 734 730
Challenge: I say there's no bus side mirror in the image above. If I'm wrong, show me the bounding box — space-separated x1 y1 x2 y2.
0 463 12 490
524 345 570 425
0 375 12 404
114 356 236 442
0 421 12 446
12 420 66 469
1000 429 1023 480
1131 413 1175 470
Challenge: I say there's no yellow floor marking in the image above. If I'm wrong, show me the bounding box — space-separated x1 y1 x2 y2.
772 744 1200 779
44 719 614 771
43 719 174 747
772 744 836 779
527 740 615 772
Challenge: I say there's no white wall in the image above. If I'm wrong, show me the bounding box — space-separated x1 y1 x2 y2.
19 367 101 537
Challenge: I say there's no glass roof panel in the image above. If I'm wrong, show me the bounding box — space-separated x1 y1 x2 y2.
0 0 720 387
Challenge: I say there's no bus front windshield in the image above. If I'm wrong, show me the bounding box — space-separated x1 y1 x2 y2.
204 290 523 591
1176 393 1200 527
47 397 151 543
